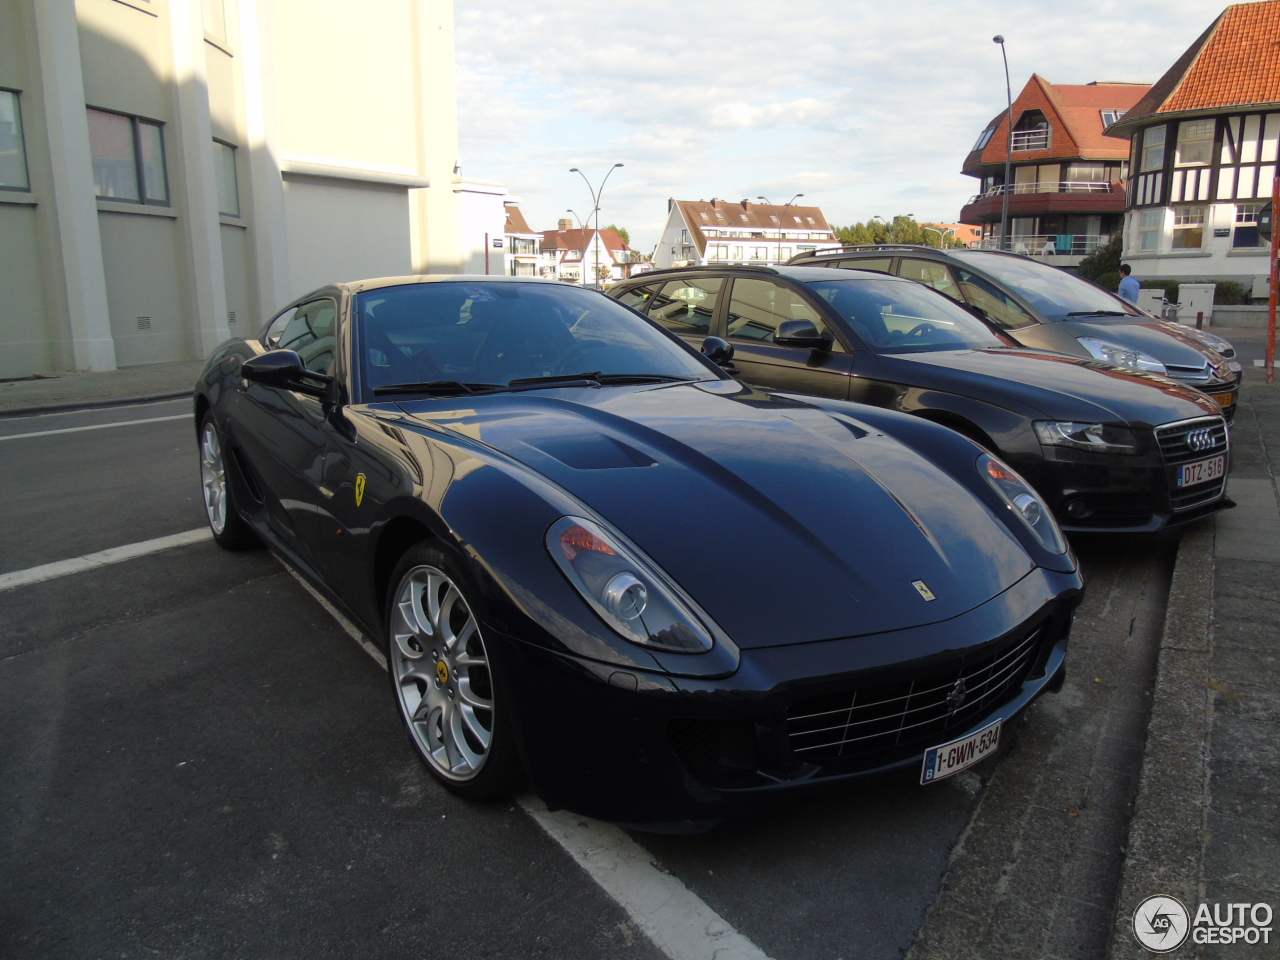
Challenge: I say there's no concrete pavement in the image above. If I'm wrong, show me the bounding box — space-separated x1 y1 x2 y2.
1110 357 1280 958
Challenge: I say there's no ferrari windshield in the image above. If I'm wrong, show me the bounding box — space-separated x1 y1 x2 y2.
805 278 1007 353
951 252 1144 322
356 281 715 398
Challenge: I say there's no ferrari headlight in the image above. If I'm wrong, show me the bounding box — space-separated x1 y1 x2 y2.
547 517 713 653
1077 336 1167 375
978 454 1066 555
1033 421 1138 453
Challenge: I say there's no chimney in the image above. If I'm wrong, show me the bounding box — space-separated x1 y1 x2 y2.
558 218 573 231
711 198 719 205
668 198 674 213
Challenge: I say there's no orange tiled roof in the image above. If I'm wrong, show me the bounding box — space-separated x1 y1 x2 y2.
1119 0 1280 124
965 75 1149 171
504 205 536 235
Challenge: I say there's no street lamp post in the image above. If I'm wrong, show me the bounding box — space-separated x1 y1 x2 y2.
993 35 1014 252
907 213 946 247
757 193 803 263
569 164 624 289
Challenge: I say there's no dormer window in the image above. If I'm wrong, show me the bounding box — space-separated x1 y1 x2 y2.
1100 109 1123 127
699 212 709 221
806 216 815 224
740 214 749 221
793 216 801 223
973 126 996 151
714 211 725 220
769 216 778 223
1011 110 1050 151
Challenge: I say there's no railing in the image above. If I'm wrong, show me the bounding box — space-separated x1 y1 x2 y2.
1011 129 1051 151
969 181 1117 202
978 234 1112 256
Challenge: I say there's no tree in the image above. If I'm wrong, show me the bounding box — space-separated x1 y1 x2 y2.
604 224 630 246
832 215 965 248
1077 234 1122 284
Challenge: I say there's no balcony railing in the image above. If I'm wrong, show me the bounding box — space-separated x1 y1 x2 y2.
970 181 1116 203
978 233 1112 256
1011 129 1051 151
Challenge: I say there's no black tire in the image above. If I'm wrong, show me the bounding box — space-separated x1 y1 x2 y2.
385 542 523 801
198 413 259 550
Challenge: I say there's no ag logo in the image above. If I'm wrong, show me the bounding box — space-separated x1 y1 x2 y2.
1132 895 1190 952
354 473 367 507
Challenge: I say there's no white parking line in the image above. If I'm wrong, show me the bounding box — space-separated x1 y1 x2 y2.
1 525 775 960
520 795 773 960
0 413 191 441
0 527 212 591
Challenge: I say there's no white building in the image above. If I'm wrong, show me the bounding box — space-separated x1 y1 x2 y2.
1108 1 1279 289
0 0 466 378
653 199 842 270
503 203 540 277
539 219 645 286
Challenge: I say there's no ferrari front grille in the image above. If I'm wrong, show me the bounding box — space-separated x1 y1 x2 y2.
786 624 1045 763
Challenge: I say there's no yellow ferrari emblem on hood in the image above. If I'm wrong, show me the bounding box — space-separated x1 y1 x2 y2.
354 473 366 507
912 580 936 602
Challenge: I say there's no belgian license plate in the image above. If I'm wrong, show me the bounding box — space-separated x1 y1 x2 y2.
1178 455 1225 487
1215 392 1235 409
921 719 1001 784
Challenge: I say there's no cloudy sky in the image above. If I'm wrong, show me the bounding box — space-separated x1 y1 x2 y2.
454 0 1219 252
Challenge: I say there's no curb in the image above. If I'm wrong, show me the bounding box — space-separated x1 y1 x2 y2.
1107 517 1216 958
0 390 193 418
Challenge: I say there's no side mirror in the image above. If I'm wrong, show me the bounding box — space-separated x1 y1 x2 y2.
242 349 332 399
774 319 833 350
700 336 735 368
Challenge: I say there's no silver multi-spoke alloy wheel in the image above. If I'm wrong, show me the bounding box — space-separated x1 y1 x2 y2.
200 422 228 534
390 564 494 781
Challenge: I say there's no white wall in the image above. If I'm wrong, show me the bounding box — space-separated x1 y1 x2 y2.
455 179 509 276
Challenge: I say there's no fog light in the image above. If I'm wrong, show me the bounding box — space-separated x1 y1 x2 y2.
1065 499 1093 519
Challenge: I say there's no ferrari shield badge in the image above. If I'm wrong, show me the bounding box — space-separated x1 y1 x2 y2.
912 580 936 602
354 473 366 507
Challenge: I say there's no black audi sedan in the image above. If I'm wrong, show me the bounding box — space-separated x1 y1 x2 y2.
195 275 1083 827
607 265 1231 533
784 245 1241 417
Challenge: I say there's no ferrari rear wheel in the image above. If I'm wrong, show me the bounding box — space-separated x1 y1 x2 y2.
199 414 257 549
387 544 522 800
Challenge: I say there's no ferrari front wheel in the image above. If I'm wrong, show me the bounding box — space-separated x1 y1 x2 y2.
386 544 522 800
199 414 257 549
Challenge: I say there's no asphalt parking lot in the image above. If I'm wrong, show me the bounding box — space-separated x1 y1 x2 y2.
0 398 1179 959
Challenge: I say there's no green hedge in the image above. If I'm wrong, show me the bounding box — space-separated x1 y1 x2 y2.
1135 280 1252 306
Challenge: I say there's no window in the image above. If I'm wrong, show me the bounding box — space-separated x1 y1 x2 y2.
806 217 815 225
1171 206 1204 249
972 126 996 151
0 89 30 191
615 283 658 311
732 246 743 259
1100 110 1122 127
739 214 748 221
726 278 841 348
897 259 963 301
709 244 728 260
953 268 1037 330
1138 209 1163 250
1175 119 1214 166
769 215 778 224
1140 126 1166 172
646 278 723 335
264 299 338 375
213 140 238 216
751 247 768 259
793 216 801 223
779 247 792 260
87 108 169 204
699 212 709 221
835 258 891 274
1233 203 1262 248
714 211 725 220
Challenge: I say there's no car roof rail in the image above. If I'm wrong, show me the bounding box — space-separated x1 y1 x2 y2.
785 243 948 264
633 264 781 279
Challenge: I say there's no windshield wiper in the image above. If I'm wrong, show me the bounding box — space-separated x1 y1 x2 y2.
1064 310 1129 317
504 372 696 392
373 380 504 396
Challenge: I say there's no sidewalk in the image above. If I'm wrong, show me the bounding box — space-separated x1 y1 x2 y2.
0 359 202 415
1111 361 1280 958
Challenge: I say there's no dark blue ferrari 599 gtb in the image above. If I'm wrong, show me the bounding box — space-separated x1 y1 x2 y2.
195 275 1083 827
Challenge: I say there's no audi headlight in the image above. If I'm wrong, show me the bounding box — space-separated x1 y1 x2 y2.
547 517 714 653
1033 421 1138 453
978 454 1067 555
1077 336 1167 375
